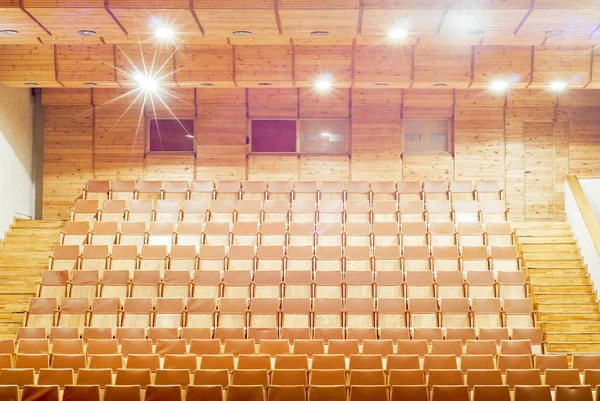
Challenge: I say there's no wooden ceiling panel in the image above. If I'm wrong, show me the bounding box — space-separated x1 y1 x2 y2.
278 10 359 37
351 88 403 106
299 87 350 118
413 45 471 88
440 9 530 36
507 88 557 107
93 88 143 107
235 45 293 87
248 88 298 118
114 43 175 85
530 45 592 88
194 0 278 37
42 88 92 105
361 10 443 36
108 0 190 8
518 8 600 40
0 5 48 44
294 45 352 87
354 45 412 88
588 48 600 88
56 44 118 86
174 44 234 87
144 87 195 118
0 45 59 86
195 87 245 105
108 8 201 40
455 89 505 107
472 45 532 88
403 88 454 118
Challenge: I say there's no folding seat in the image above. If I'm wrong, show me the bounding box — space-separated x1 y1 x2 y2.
155 200 181 223
258 339 289 356
241 181 267 201
161 271 190 298
423 181 449 202
189 181 215 203
147 222 175 250
192 271 221 299
453 201 479 223
268 385 306 401
461 355 496 373
188 339 221 356
345 298 377 341
345 270 374 298
256 246 284 271
88 297 120 330
428 370 465 387
497 271 526 299
412 327 444 344
104 385 143 401
121 298 153 328
432 246 460 271
175 224 203 248
345 200 371 224
316 222 343 246
50 245 79 272
471 298 502 328
231 369 268 387
423 354 458 372
203 222 231 246
73 200 100 223
25 298 57 333
226 385 265 401
344 224 371 249
259 222 286 246
373 222 400 246
480 201 507 222
270 368 307 385
193 368 230 388
247 298 280 341
397 182 422 202
86 338 119 355
63 384 101 401
164 181 189 201
573 355 600 372
584 370 600 388
390 385 428 401
362 339 394 357
101 200 127 224
403 246 431 272
263 200 289 223
70 270 99 302
136 181 162 203
108 246 137 274
21 385 60 401
554 386 593 401
485 222 513 246
283 270 312 299
399 201 425 222
374 246 402 271
373 200 399 223
503 299 534 329
465 271 495 298
389 369 426 385
0 368 35 387
293 182 318 202
376 298 407 339
405 271 435 298
131 270 161 300
210 200 236 223
313 298 344 342
232 222 259 246
198 246 227 271
311 355 346 372
128 200 154 224
90 222 119 250
274 354 309 369
427 339 464 357
327 340 360 356
408 298 439 328
429 222 456 246
290 200 316 223
348 354 384 370
79 245 109 271
457 222 485 246
223 271 252 298
215 298 248 340
465 339 498 356
115 369 153 388
489 246 519 272
85 180 111 201
475 182 502 202
280 298 312 341
154 297 184 329
216 181 241 201
544 370 582 388
288 222 315 247
37 368 75 387
14 354 50 371
153 337 186 355
345 181 370 202
505 369 541 387
181 201 208 223
535 355 569 373
430 385 470 401
228 245 256 271
436 271 465 298
119 222 146 252
237 354 272 370
314 271 343 298
266 181 292 202
145 384 184 401
449 181 475 202
18 338 48 355
57 298 89 335
167 246 196 272
319 181 345 202
223 339 256 355
350 385 388 401
62 221 90 246
185 385 224 401
461 246 489 272
315 246 342 271
439 298 471 328
318 200 344 224
38 270 69 302
126 354 161 373
120 338 152 357
100 270 130 303
427 201 452 223
163 354 198 370
372 180 399 200
17 327 46 342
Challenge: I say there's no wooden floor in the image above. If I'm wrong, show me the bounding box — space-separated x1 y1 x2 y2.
0 219 63 339
514 221 600 353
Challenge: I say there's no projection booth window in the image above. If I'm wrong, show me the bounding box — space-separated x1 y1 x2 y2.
149 119 195 152
300 119 348 153
251 120 297 153
403 119 449 152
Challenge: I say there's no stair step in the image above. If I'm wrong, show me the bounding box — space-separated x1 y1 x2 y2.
515 229 573 237
529 284 594 293
530 277 591 286
544 332 600 342
546 343 600 353
518 237 576 244
536 312 600 322
525 260 585 268
527 268 587 277
536 303 599 313
532 293 597 303
511 221 570 230
540 322 600 332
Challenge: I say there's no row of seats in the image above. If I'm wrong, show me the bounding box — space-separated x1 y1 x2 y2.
83 180 504 203
61 221 515 248
72 199 508 225
50 244 521 273
0 383 588 401
39 269 529 302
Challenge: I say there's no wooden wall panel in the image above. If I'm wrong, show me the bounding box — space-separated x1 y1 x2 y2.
554 121 568 219
354 45 412 88
235 45 293 87
413 45 471 88
43 88 92 105
403 89 454 118
402 152 453 181
294 45 353 87
247 154 299 180
247 88 298 118
144 87 196 119
0 45 59 87
473 46 532 88
505 119 525 220
56 45 117 86
43 106 94 219
565 108 600 176
144 153 195 181
174 45 234 87
299 88 350 118
531 46 592 88
115 44 175 85
300 155 349 180
524 121 555 219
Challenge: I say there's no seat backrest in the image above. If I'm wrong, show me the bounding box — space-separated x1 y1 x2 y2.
554 385 593 401
63 385 101 401
104 385 142 401
22 385 60 401
472 385 510 401
513 385 552 401
430 385 470 401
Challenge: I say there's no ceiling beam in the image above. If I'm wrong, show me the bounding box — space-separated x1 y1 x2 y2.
514 0 534 36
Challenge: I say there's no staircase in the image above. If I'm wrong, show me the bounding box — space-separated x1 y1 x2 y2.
0 219 63 339
514 221 600 353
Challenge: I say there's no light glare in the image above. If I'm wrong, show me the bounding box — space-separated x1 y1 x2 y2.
389 28 408 40
134 72 158 93
316 77 332 91
550 81 567 91
490 80 508 92
155 26 174 39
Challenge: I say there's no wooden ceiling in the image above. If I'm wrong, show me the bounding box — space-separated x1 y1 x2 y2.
1 0 599 88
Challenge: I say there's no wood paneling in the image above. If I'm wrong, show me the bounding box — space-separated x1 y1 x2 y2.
294 45 353 87
403 89 454 118
0 45 58 87
413 45 471 88
277 0 359 37
174 45 234 87
524 122 555 220
144 153 194 180
56 45 118 86
531 46 592 88
247 88 298 118
300 154 349 180
473 46 532 88
299 88 350 118
402 152 453 181
114 44 175 85
354 45 413 88
234 45 293 87
193 0 279 37
248 154 299 180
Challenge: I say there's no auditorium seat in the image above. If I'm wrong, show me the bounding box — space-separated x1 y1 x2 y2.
154 200 181 223
216 181 241 202
436 271 465 297
346 182 370 202
316 222 343 246
374 246 402 271
345 201 371 224
401 222 427 246
256 246 284 271
402 246 430 271
457 222 485 246
450 181 475 202
291 201 316 223
100 200 127 224
373 181 398 202
181 201 207 223
241 181 267 201
453 201 479 223
232 222 259 246
73 200 100 223
119 222 146 252
198 246 226 271
128 200 154 224
318 200 343 223
429 222 456 246
210 200 236 223
390 385 428 401
399 201 424 222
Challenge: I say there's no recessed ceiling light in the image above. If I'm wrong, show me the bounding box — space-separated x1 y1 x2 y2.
258 82 272 86
490 80 508 92
155 26 174 39
134 72 157 93
24 83 38 87
83 82 97 87
389 28 408 40
0 29 18 35
316 77 332 91
546 30 564 37
200 83 213 87
433 83 447 87
78 29 96 36
310 31 329 36
550 81 568 91
467 29 485 35
233 30 252 36
375 83 388 87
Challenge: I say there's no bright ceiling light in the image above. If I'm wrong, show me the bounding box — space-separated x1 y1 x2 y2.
321 132 330 137
134 71 157 93
490 80 508 92
389 28 408 40
0 29 18 35
550 81 567 91
77 29 96 36
155 26 174 39
315 76 332 91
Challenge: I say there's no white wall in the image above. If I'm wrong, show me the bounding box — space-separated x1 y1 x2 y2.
0 83 35 239
579 178 600 226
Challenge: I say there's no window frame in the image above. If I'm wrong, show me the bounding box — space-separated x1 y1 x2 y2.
145 117 196 156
